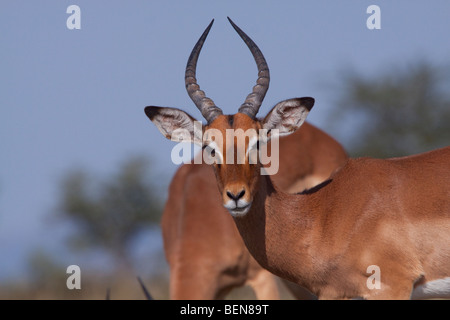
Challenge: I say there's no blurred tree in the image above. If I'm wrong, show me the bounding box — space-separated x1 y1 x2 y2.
27 250 66 292
331 62 450 158
57 156 162 271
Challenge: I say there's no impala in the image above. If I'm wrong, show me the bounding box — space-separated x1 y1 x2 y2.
146 18 450 299
160 19 348 300
163 123 347 299
158 19 349 300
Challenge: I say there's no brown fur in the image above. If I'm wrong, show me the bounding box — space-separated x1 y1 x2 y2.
162 120 347 299
205 114 450 299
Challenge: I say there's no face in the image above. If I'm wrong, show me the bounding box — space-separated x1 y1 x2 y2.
145 97 314 218
203 113 263 217
145 19 314 218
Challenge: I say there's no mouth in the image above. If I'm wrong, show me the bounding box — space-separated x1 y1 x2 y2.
228 204 251 217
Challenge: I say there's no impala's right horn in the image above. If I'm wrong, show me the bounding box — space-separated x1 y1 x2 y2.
228 17 270 119
185 19 223 124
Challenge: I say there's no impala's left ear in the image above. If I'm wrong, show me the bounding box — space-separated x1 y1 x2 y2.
262 97 314 138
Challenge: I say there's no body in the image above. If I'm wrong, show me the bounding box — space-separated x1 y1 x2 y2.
163 122 347 299
145 18 450 299
236 147 450 299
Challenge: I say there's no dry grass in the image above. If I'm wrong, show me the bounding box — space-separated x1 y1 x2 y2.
0 271 298 300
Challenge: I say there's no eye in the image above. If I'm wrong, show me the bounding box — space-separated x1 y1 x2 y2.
202 144 215 156
203 144 220 163
247 140 260 165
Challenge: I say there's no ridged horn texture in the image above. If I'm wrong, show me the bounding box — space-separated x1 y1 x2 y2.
185 19 223 124
227 17 270 119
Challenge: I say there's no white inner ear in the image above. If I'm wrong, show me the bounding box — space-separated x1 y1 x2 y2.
191 120 204 146
152 109 203 145
152 116 175 138
171 128 194 142
263 101 310 136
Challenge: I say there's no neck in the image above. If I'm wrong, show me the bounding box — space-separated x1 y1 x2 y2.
233 174 319 287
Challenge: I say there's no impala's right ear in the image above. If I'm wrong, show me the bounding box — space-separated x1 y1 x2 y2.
144 106 204 145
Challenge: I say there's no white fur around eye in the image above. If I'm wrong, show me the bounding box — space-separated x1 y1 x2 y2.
203 141 224 165
246 136 259 164
245 136 258 156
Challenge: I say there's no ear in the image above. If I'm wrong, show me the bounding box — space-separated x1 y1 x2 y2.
262 97 314 138
144 106 204 145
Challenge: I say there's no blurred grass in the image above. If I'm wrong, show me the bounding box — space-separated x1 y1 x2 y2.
0 272 169 300
0 270 297 300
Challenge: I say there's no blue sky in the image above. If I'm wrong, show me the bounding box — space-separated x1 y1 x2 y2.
1 1 450 280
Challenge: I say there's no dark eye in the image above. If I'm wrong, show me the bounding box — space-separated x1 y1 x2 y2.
203 145 216 157
203 145 221 168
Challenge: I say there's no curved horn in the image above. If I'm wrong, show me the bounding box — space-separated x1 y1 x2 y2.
185 19 223 123
228 17 270 119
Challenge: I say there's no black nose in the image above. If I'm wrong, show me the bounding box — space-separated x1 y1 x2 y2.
226 189 246 202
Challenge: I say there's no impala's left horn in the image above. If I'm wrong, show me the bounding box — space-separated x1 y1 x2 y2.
228 17 270 119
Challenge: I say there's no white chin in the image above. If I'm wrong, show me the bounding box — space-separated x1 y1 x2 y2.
228 205 251 218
